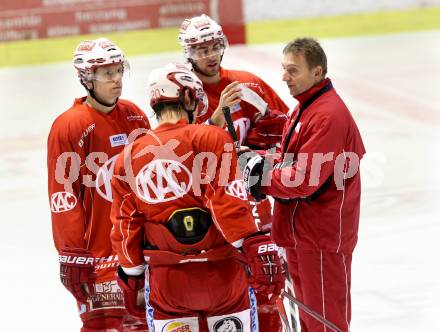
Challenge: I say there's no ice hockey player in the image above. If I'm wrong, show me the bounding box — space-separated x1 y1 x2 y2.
178 14 290 331
47 38 150 331
110 63 285 332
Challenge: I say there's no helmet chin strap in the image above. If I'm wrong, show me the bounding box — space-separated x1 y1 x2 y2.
186 110 194 124
179 88 199 124
81 81 118 108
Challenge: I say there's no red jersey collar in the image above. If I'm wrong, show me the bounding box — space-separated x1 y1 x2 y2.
76 96 117 116
74 96 87 106
155 118 188 132
294 78 332 107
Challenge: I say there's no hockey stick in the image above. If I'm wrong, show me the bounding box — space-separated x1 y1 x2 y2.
222 106 240 150
282 291 343 332
276 298 293 332
282 258 299 332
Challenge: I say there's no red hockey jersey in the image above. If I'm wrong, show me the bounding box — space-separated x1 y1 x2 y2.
110 120 258 272
197 67 289 148
47 97 150 282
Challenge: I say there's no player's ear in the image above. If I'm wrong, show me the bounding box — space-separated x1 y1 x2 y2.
313 65 323 81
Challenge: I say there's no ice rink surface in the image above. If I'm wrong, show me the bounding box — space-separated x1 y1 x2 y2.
0 31 439 331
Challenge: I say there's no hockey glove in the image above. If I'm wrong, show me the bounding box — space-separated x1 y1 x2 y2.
242 234 285 303
255 109 288 135
243 154 266 202
59 248 96 303
246 109 288 148
117 266 146 319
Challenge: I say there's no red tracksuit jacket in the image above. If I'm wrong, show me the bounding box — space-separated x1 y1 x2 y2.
263 78 366 253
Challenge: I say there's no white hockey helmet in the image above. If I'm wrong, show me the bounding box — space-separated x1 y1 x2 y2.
178 14 228 60
148 63 208 118
73 37 129 83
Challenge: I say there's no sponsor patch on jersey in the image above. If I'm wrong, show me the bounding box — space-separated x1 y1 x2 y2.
208 310 251 331
80 280 125 313
154 317 198 332
162 321 193 332
109 133 128 147
50 191 77 213
225 180 248 200
213 317 243 332
230 103 241 114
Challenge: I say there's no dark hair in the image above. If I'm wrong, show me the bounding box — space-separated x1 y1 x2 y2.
283 38 327 76
152 101 182 120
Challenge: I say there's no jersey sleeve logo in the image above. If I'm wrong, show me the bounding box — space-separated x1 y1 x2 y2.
135 159 192 204
225 180 248 200
50 192 78 213
78 123 95 148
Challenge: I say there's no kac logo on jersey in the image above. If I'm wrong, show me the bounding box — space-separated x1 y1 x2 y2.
136 159 192 203
213 317 243 332
109 133 128 147
225 180 248 200
96 155 118 202
51 191 77 213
